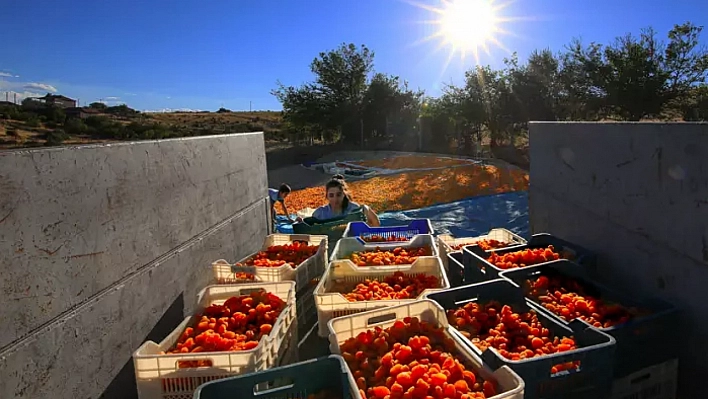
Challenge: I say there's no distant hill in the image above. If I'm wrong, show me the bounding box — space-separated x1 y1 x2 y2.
149 110 285 137
0 102 287 149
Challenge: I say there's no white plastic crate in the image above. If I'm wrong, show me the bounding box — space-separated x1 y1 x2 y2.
437 229 527 271
212 234 328 290
330 234 438 266
327 299 525 399
133 282 297 399
314 257 449 337
211 259 262 284
611 359 678 399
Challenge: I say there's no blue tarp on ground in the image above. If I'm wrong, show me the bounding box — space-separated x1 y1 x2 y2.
276 191 529 239
378 191 529 239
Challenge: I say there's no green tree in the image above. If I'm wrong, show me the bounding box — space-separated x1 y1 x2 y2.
106 104 139 117
558 40 606 120
664 23 708 99
89 102 108 111
362 73 424 144
273 43 374 145
600 28 670 120
565 22 708 120
505 50 562 123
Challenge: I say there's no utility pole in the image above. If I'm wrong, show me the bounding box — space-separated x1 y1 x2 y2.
249 101 252 112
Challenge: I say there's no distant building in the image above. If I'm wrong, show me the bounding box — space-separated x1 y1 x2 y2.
29 94 77 108
64 107 100 119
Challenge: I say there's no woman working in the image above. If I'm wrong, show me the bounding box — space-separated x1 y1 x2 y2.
311 174 380 226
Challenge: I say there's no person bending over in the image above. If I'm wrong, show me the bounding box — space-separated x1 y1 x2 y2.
269 183 294 224
312 174 380 226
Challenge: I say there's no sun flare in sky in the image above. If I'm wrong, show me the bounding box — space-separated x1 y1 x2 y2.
408 0 520 70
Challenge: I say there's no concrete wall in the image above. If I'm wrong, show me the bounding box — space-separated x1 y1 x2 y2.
0 133 270 398
529 122 708 397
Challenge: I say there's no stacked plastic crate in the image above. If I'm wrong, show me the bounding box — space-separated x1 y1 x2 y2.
147 222 681 399
315 220 447 336
132 282 297 399
499 260 679 399
437 228 527 286
211 233 328 346
442 231 679 399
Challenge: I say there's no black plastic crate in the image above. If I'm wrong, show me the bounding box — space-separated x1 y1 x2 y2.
193 355 355 399
426 279 616 399
499 259 679 379
462 233 597 283
447 252 466 288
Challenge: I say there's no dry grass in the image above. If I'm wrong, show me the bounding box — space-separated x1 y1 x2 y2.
149 111 284 134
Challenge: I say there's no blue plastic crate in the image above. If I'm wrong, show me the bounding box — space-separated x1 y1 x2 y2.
462 233 597 283
343 219 434 242
426 279 616 399
193 355 356 399
499 259 680 379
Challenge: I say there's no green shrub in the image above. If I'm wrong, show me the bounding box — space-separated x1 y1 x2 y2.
65 118 88 135
24 116 40 128
45 129 69 146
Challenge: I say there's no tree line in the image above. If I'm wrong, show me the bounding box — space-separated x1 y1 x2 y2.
273 22 708 154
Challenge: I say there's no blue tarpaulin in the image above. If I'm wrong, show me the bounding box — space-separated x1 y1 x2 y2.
377 191 528 239
276 191 529 239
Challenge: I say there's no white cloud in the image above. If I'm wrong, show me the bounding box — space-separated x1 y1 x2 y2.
0 72 19 78
24 82 57 92
104 96 120 101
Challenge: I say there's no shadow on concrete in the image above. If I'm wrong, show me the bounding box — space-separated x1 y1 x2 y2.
99 293 185 399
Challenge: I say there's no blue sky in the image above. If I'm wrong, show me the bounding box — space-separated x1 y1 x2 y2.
1 0 705 111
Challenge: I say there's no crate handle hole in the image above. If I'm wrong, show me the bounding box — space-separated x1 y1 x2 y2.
231 265 256 273
629 372 652 385
176 359 214 369
239 288 266 295
253 377 295 396
367 313 397 326
550 360 581 377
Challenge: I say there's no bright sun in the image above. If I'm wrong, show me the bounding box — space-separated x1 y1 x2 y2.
439 0 499 51
408 0 518 67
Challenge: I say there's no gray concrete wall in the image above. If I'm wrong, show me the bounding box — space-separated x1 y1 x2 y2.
0 133 270 398
529 122 708 397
